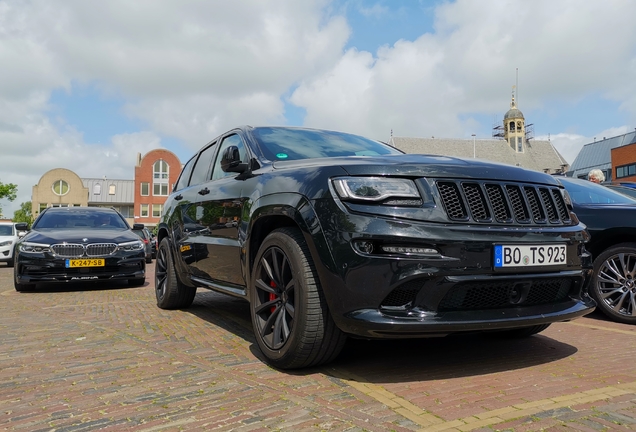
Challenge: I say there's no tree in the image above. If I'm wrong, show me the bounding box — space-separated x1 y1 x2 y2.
13 201 32 224
0 181 18 218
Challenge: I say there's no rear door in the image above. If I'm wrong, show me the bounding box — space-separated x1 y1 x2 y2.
167 142 217 276
191 133 250 288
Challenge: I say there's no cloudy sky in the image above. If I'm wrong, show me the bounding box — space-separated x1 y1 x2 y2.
1 0 635 217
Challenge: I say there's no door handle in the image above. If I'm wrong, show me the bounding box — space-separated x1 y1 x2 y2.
198 187 210 195
174 194 183 201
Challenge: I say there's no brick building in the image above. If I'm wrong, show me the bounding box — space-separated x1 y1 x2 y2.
134 149 182 228
30 150 181 226
611 142 636 182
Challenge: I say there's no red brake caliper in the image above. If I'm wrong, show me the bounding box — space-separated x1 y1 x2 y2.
269 281 277 313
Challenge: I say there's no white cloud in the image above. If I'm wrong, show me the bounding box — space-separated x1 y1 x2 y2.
2 0 636 217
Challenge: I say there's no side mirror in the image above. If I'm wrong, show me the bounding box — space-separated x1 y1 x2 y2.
221 146 247 173
15 222 29 232
132 223 145 230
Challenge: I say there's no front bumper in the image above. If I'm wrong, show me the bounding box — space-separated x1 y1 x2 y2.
310 199 596 338
16 254 145 284
0 244 14 262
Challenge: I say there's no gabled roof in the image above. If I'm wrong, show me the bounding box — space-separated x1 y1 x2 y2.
388 137 568 173
82 178 134 204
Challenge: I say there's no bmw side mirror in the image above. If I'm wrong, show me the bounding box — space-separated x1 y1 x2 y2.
221 146 247 173
132 223 145 230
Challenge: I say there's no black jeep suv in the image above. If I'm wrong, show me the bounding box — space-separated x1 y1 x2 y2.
155 126 595 369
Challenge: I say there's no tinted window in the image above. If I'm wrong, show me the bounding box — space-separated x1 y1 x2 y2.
189 142 217 186
34 210 128 229
175 156 196 191
211 134 248 181
560 178 636 205
0 225 13 236
252 127 402 162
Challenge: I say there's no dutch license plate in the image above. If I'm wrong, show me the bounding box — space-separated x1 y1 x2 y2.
494 244 566 268
65 259 105 268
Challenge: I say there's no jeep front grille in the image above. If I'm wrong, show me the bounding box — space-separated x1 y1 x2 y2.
437 181 571 225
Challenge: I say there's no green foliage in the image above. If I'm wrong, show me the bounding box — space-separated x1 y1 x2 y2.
13 201 32 223
0 181 18 217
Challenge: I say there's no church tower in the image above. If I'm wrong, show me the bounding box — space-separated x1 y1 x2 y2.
503 87 525 153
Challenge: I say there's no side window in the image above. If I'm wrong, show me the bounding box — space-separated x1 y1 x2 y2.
188 142 217 186
174 157 196 191
211 134 248 181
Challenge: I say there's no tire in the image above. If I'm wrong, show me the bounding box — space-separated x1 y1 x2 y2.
590 243 636 324
14 264 35 292
146 254 152 264
7 257 14 268
489 324 551 338
128 277 146 287
250 227 346 369
155 237 196 309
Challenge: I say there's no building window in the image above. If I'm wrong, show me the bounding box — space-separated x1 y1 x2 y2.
140 204 149 217
93 184 101 195
153 160 169 196
616 163 636 179
109 184 116 195
39 203 48 213
141 182 149 196
517 137 523 152
152 204 163 218
153 183 169 196
52 180 69 196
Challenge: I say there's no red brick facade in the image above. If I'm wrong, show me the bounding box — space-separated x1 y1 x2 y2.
611 143 636 182
134 149 181 227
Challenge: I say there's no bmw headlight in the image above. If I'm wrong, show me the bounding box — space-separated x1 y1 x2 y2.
332 177 424 206
0 240 13 247
118 240 144 251
19 242 51 253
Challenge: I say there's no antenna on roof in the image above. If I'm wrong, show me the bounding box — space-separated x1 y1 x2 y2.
516 67 519 106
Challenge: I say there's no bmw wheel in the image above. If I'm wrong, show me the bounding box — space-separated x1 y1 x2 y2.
591 243 636 324
155 237 196 309
250 227 346 369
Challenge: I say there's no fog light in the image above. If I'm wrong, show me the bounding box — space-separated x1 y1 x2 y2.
355 241 374 254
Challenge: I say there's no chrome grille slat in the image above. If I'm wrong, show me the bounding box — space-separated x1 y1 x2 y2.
437 180 571 226
51 243 118 258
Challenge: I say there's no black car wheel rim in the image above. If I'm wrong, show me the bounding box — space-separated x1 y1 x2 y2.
597 252 636 317
155 245 168 299
253 246 296 350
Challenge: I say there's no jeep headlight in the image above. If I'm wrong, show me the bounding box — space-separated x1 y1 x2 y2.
118 240 144 251
19 242 51 253
332 177 424 206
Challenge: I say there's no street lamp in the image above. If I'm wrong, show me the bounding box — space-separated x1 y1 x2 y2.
471 134 476 158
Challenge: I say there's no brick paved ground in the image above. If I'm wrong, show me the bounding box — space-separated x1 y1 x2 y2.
1 263 635 431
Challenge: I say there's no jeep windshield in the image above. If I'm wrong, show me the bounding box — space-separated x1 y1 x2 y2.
252 127 402 162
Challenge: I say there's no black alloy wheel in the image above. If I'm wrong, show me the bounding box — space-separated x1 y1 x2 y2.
155 237 196 309
591 243 636 324
250 227 346 369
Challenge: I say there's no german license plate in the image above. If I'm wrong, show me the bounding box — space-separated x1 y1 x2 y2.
65 259 105 268
494 244 566 268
